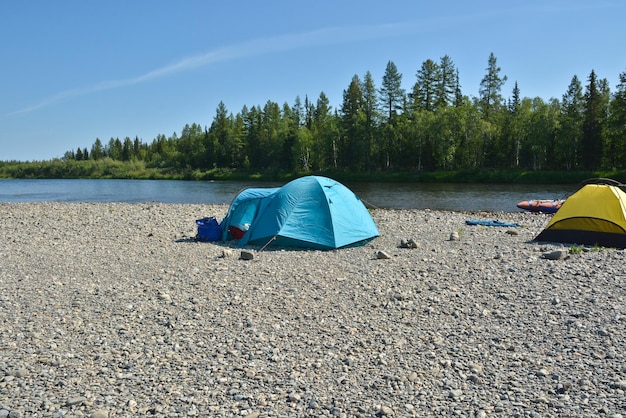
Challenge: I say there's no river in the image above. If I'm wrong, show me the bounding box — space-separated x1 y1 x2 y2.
0 178 574 212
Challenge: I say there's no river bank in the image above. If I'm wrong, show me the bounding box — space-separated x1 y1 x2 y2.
1 203 624 417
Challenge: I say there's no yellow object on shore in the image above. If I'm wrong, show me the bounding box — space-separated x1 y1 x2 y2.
534 181 626 248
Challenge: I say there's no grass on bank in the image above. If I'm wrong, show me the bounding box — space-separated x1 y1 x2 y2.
1 158 625 185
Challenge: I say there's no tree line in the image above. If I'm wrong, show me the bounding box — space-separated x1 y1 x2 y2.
64 53 626 174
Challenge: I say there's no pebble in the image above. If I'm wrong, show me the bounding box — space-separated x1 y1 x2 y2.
90 410 110 418
240 250 254 260
0 202 624 417
543 249 570 260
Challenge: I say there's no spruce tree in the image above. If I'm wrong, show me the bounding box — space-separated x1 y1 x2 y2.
412 59 439 112
379 61 405 120
556 75 584 169
361 71 378 171
340 74 366 170
478 52 507 119
582 70 603 169
436 55 456 108
606 71 626 168
378 61 405 168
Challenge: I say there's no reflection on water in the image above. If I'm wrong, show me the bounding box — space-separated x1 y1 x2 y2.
348 182 571 212
0 178 574 212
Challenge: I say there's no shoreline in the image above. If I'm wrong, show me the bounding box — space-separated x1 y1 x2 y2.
1 203 624 417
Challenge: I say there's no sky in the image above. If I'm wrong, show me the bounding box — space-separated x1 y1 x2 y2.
1 0 625 162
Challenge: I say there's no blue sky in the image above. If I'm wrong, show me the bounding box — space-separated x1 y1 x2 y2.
2 0 625 162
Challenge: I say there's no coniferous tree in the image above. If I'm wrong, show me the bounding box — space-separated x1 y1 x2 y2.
361 71 378 171
90 138 104 160
291 96 304 128
379 61 405 168
107 138 123 160
478 52 507 167
312 92 336 170
259 100 282 170
412 59 439 112
606 71 626 168
277 102 297 171
230 113 246 168
453 69 463 108
478 52 507 119
556 75 584 169
502 81 524 167
436 55 456 108
582 70 604 169
63 150 75 161
303 95 313 130
379 61 405 120
340 74 366 170
510 82 521 112
121 137 133 161
597 77 612 168
209 102 230 167
133 137 142 160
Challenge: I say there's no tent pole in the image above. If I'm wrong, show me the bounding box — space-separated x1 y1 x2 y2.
258 236 277 252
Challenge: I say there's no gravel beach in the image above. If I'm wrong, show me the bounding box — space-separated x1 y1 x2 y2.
1 202 624 417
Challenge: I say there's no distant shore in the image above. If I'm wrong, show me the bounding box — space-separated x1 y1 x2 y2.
1 202 624 417
2 157 625 186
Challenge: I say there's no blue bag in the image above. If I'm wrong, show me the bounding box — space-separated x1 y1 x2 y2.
195 217 221 242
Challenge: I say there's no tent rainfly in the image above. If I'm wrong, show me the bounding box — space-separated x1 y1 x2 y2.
534 180 626 248
220 176 379 250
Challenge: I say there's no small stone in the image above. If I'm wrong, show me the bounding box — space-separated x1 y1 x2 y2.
537 368 551 377
469 363 484 374
66 396 87 406
240 250 254 260
449 389 463 399
91 410 110 418
556 382 572 394
505 229 519 235
543 250 569 260
449 231 459 241
378 405 394 415
468 374 482 384
221 249 235 258
157 292 171 301
406 238 419 248
376 250 391 259
400 238 419 248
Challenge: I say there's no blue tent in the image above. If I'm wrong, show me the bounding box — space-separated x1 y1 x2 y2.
220 176 379 250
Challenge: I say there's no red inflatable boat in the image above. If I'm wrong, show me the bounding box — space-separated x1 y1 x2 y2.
516 199 565 214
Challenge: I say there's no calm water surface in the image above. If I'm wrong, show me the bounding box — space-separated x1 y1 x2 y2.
0 178 573 212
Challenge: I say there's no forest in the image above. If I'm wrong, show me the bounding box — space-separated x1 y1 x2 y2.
3 53 626 180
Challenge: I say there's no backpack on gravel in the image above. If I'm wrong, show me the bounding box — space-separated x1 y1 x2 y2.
195 216 221 242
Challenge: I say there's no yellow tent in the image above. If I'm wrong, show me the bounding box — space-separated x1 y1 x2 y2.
534 181 626 248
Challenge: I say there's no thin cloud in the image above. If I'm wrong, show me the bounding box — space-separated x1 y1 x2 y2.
7 2 610 117
5 21 440 117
